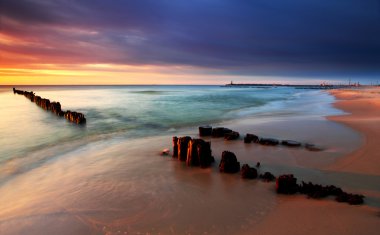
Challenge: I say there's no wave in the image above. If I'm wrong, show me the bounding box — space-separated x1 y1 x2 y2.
130 90 173 95
1 86 341 184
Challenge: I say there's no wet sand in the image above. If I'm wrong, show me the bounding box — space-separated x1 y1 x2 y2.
0 88 379 234
328 87 380 176
252 87 380 235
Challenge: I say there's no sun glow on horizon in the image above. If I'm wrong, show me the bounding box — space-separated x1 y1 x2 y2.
0 63 231 85
0 63 336 86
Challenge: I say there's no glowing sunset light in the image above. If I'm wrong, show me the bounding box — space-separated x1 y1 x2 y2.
1 64 235 85
0 0 379 85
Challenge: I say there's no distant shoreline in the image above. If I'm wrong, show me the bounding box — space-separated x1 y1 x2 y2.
223 83 373 89
1 84 378 88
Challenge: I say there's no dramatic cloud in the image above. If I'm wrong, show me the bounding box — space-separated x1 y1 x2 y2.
1 0 379 83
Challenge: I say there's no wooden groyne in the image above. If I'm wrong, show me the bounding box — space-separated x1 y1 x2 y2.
172 136 215 168
13 88 86 124
165 125 365 205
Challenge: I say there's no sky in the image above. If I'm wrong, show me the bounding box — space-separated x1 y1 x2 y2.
1 0 380 85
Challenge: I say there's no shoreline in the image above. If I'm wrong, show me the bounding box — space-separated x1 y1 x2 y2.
250 87 380 235
327 87 380 176
161 88 378 234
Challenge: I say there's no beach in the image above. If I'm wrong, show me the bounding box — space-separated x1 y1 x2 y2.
251 87 380 235
0 86 379 234
2 0 379 234
328 88 380 176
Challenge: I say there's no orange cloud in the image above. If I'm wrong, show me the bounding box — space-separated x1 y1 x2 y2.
0 63 232 85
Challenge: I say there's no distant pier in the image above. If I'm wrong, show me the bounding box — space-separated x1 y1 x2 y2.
223 82 360 90
13 88 86 124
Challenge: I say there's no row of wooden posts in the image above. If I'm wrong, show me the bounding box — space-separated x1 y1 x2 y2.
168 125 364 205
13 88 86 124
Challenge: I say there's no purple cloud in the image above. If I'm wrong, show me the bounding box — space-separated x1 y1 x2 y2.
1 0 379 79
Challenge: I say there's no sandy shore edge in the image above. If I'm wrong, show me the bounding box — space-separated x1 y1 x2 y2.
327 87 380 176
250 87 380 235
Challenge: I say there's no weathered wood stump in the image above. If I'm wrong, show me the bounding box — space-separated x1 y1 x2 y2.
241 164 258 179
219 151 240 173
298 181 364 205
23 91 35 101
224 131 239 140
281 140 302 147
199 125 212 136
244 133 259 143
50 102 62 115
299 181 342 198
212 127 232 137
64 111 86 124
172 136 214 167
197 140 214 168
276 174 298 194
259 138 279 146
177 136 191 161
186 138 214 167
187 139 202 166
259 172 275 181
336 192 364 205
40 98 51 110
172 136 179 158
33 96 41 105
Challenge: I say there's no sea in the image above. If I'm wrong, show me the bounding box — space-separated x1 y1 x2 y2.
0 85 344 164
0 85 361 234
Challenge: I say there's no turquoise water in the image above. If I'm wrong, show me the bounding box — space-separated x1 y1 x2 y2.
0 85 341 181
0 85 359 234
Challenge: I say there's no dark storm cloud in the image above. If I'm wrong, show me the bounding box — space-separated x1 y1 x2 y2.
1 0 380 77
0 0 68 23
